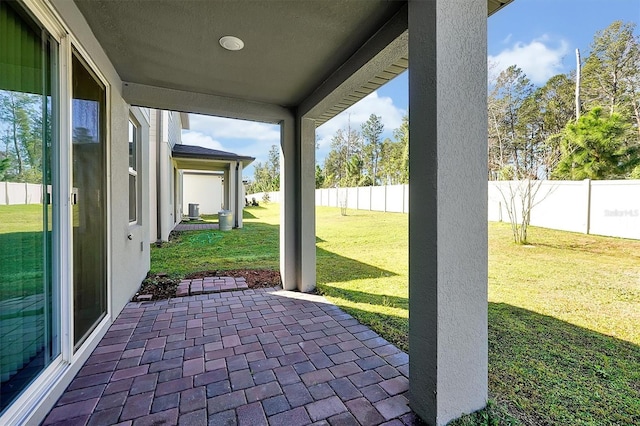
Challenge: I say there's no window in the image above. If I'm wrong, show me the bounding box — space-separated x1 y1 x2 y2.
128 119 138 223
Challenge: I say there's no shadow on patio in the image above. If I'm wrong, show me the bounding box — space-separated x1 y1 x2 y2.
42 285 419 426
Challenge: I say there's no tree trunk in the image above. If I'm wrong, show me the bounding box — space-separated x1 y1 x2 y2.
575 49 581 120
9 96 24 176
633 100 640 140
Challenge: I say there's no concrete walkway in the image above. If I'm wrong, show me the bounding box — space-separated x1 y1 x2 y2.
42 288 418 426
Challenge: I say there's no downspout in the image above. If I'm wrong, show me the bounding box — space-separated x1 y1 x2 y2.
235 162 240 228
156 110 162 242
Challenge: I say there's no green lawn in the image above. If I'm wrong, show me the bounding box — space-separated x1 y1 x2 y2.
152 202 640 425
0 204 47 300
151 205 280 275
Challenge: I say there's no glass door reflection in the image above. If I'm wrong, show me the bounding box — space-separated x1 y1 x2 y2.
71 52 106 348
0 1 59 413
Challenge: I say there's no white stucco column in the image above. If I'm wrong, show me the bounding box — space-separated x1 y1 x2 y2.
408 0 488 425
228 161 238 227
223 167 230 211
236 161 244 228
299 117 316 292
279 115 316 292
280 118 297 290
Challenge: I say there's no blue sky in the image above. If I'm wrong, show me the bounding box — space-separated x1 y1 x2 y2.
182 0 639 180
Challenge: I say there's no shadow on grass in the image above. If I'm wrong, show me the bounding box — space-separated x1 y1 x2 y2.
316 249 397 283
293 296 640 424
488 302 640 425
242 209 257 219
316 285 406 309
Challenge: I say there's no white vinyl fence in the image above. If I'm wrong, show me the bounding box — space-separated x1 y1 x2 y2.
0 181 43 205
488 179 640 240
250 179 640 240
249 185 409 213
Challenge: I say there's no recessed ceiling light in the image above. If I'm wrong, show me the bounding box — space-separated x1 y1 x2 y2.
219 36 244 51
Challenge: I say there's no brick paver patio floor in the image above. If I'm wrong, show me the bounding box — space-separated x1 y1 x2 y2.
42 287 419 426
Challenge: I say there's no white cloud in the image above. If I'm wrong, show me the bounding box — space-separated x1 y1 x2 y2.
188 114 280 143
316 91 406 151
182 90 405 172
181 131 226 151
489 35 569 84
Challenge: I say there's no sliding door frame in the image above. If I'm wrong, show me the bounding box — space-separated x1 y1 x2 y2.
0 1 112 424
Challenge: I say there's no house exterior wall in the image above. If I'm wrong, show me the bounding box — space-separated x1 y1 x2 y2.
148 110 159 241
153 110 181 241
183 173 224 215
167 110 181 148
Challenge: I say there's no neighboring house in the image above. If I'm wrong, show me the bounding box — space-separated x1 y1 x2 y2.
172 145 254 229
0 1 512 425
146 110 189 242
182 171 224 216
146 111 253 241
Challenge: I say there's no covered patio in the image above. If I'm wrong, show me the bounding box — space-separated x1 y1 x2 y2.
43 287 414 425
0 0 513 424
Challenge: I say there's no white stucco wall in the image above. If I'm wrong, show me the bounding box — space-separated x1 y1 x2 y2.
182 173 224 214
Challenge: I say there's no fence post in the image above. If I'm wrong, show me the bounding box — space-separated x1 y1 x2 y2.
584 178 591 234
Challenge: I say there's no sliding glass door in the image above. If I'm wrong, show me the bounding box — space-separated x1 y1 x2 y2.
0 2 59 413
71 52 107 349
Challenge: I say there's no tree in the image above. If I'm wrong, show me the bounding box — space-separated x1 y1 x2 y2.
246 144 280 193
266 144 280 187
378 138 404 185
552 107 638 180
0 90 43 183
0 91 43 183
315 164 324 189
345 155 364 186
488 65 535 179
0 157 10 180
496 179 550 244
582 21 639 116
488 66 557 244
535 74 577 177
397 115 409 184
361 114 384 185
323 118 362 187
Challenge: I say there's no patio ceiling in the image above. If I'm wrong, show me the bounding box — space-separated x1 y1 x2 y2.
73 0 512 123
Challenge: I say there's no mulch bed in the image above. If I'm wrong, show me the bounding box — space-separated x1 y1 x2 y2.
134 269 282 301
